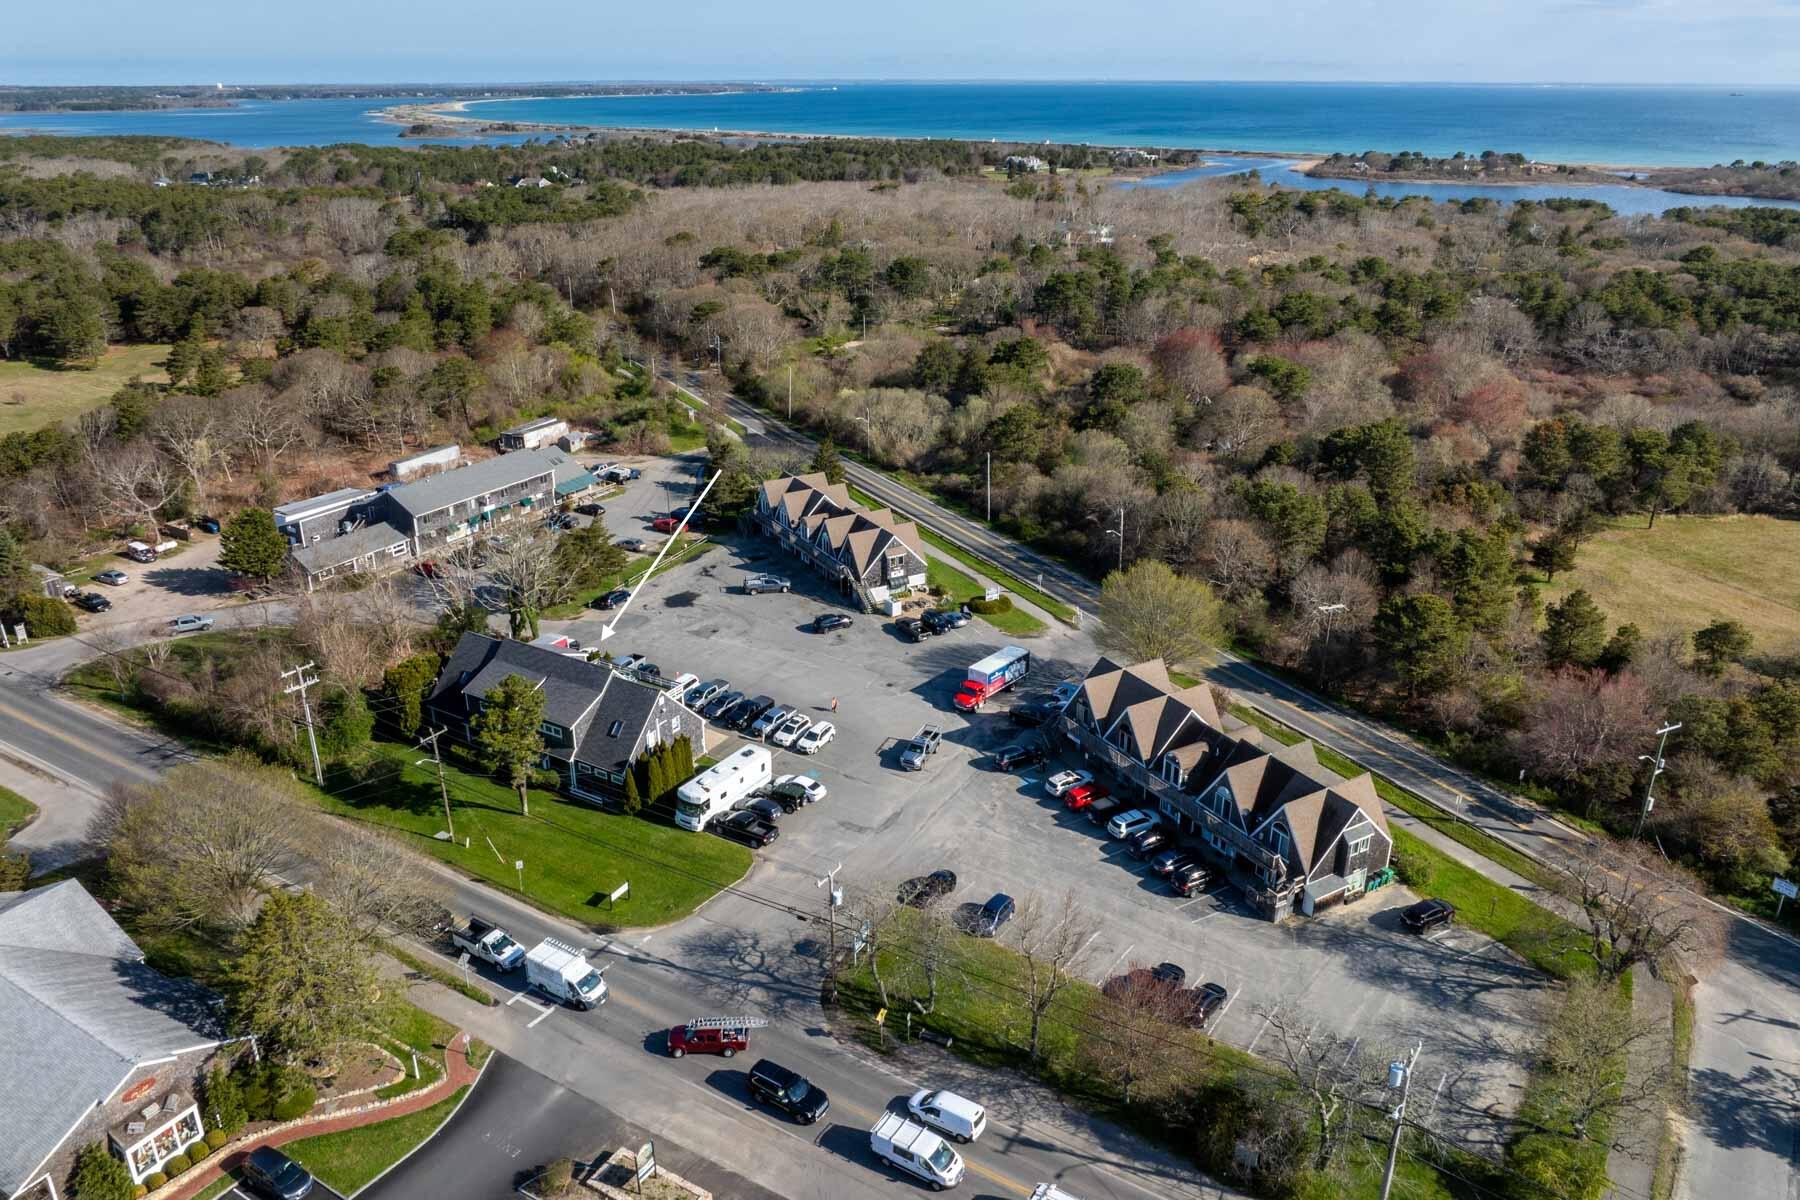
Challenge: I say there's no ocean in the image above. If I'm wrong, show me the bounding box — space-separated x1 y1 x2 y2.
5 83 1800 215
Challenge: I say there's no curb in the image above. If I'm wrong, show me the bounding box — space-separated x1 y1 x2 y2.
346 1044 492 1198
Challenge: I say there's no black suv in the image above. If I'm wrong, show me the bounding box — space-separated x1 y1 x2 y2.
895 617 931 642
812 613 854 633
592 588 633 610
243 1146 315 1200
921 608 969 634
993 743 1046 771
1402 898 1457 933
746 1059 830 1124
1127 828 1170 859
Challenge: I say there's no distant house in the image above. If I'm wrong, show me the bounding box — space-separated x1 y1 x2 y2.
0 881 243 1199
753 473 928 610
1110 148 1160 167
509 175 553 189
1004 155 1047 173
426 633 703 802
1059 656 1391 920
497 417 568 452
387 443 462 480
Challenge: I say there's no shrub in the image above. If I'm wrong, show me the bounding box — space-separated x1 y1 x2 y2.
69 1141 135 1200
144 1174 167 1191
542 1158 575 1194
4 592 78 638
203 1066 247 1134
133 1188 147 1199
188 1142 213 1161
162 1153 189 1176
968 595 1012 615
270 1082 317 1121
204 1129 228 1149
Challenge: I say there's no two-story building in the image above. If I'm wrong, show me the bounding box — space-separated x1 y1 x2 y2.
1059 656 1392 920
425 633 703 803
753 474 928 610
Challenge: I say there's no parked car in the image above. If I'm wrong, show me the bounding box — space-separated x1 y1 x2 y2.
617 537 649 552
895 616 932 643
544 512 577 530
713 810 779 849
1127 828 1170 859
1008 699 1063 727
651 515 682 533
733 795 786 824
1170 862 1211 896
770 711 813 748
992 743 1046 771
897 870 958 908
749 703 795 739
811 613 853 633
413 559 439 578
773 773 827 805
168 614 215 634
1045 770 1092 798
1084 794 1124 826
1151 962 1187 988
794 720 836 754
1189 981 1229 1026
921 607 970 634
1064 783 1108 811
747 1059 830 1124
575 502 606 516
686 678 729 708
242 1146 315 1200
1402 898 1457 934
743 573 791 595
195 516 221 534
667 1021 749 1058
957 893 1016 938
72 592 111 613
727 694 776 731
94 569 128 586
907 1088 988 1143
592 588 633 610
1107 808 1160 839
614 653 648 671
703 689 746 720
1149 849 1198 878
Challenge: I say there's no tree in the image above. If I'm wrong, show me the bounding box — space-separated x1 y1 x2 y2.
381 651 443 736
1373 594 1469 698
1079 966 1190 1105
1546 842 1721 984
1541 588 1609 669
68 1141 134 1200
621 766 643 815
1006 890 1099 1064
704 428 761 519
472 673 546 815
1691 619 1752 676
202 1065 248 1135
808 438 847 485
310 820 448 943
1533 976 1669 1143
1514 669 1656 814
1095 560 1222 669
550 522 628 596
486 531 563 641
230 891 379 1069
1530 533 1578 583
96 756 305 933
1598 622 1643 674
1254 1001 1389 1172
219 507 290 582
3 591 78 638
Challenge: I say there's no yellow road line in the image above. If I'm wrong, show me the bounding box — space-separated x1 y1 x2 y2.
0 695 157 777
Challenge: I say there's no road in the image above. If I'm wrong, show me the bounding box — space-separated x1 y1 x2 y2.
663 364 1800 1200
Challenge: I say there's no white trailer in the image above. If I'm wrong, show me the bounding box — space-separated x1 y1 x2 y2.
675 744 773 831
524 938 608 1009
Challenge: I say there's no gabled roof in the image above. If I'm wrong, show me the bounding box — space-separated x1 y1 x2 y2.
0 883 225 1196
290 520 410 574
387 449 563 519
1077 657 1174 730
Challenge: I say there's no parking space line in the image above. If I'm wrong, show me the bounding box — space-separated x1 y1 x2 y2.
1247 1006 1277 1054
1102 942 1136 978
526 1003 556 1029
1210 991 1237 1029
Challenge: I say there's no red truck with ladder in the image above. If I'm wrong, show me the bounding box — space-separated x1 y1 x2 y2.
953 646 1031 711
666 1015 769 1058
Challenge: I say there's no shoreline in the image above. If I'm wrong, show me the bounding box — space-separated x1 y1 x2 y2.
372 98 1719 174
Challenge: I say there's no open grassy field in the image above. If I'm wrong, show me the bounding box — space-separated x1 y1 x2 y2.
1542 514 1800 655
0 344 170 435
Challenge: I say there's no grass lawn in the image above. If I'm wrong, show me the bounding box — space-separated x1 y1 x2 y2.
923 556 1047 637
1543 513 1800 655
284 1085 468 1195
314 740 750 929
0 785 36 840
538 535 715 619
0 343 171 435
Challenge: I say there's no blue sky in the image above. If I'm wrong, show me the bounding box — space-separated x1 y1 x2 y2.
6 0 1797 86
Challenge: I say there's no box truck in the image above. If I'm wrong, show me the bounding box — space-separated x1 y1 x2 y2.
952 646 1031 711
524 938 608 1009
675 744 773 831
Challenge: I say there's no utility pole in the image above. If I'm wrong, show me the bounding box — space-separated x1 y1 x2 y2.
1315 602 1348 684
416 727 455 841
787 363 794 421
985 452 992 523
1103 505 1125 572
281 662 324 786
1634 722 1682 839
1378 1042 1422 1200
816 864 844 998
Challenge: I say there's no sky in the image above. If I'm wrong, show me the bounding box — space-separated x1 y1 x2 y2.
7 0 1800 86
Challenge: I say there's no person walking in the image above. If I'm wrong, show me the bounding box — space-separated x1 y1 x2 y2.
830 696 839 713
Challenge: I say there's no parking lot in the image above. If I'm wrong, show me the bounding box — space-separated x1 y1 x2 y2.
543 527 1546 1153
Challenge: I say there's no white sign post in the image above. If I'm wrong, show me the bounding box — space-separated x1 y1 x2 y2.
1774 877 1796 919
634 1140 656 1193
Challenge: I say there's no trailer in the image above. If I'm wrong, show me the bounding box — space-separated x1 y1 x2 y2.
953 646 1031 711
447 916 526 971
524 938 608 1009
675 744 773 831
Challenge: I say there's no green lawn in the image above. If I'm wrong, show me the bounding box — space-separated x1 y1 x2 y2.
284 1086 468 1195
0 343 171 435
539 536 715 619
0 785 36 840
923 557 1047 637
314 741 750 929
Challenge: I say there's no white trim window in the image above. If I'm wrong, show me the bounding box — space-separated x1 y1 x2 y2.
1160 756 1183 786
1347 832 1373 858
1266 825 1289 859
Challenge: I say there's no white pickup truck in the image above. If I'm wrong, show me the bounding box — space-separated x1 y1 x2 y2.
899 725 943 772
870 1112 963 1190
447 916 525 971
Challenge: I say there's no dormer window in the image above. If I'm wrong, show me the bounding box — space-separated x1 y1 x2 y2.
1160 757 1183 785
1267 826 1290 858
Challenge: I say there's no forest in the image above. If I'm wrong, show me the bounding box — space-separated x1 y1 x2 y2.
1 132 1796 916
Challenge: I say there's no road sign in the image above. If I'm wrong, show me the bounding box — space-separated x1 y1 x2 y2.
875 1007 887 1026
608 881 630 905
635 1140 656 1188
1774 878 1797 899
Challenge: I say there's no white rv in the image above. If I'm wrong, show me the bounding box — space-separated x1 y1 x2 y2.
675 744 773 831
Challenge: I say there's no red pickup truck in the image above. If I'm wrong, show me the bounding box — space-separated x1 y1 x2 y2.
667 1017 763 1058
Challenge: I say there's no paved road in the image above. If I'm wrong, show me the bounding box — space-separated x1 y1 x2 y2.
662 364 1800 1200
362 1052 782 1200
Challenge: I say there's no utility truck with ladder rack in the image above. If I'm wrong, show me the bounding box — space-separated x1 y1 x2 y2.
666 1014 768 1058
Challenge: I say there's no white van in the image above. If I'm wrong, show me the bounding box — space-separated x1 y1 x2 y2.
907 1088 987 1143
869 1111 964 1190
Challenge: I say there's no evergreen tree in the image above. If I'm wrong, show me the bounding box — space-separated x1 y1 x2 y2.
1373 594 1470 698
1692 619 1752 675
218 508 291 582
471 673 546 815
68 1142 133 1200
202 1065 248 1134
1542 588 1610 669
229 892 378 1070
190 348 230 396
1530 532 1578 583
808 438 847 484
621 765 642 815
1597 623 1643 675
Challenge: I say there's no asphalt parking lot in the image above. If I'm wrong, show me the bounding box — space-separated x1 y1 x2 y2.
546 530 1544 1152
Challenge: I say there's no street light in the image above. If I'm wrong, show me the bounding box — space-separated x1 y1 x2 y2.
852 415 872 456
1634 721 1681 838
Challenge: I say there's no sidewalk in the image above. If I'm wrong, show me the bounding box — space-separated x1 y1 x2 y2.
1608 962 1674 1200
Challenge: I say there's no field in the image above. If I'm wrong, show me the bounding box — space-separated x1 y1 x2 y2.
0 344 171 435
1542 514 1800 655
922 555 1047 636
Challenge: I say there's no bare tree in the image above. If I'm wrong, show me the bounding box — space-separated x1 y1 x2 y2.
1255 1001 1390 1172
1079 966 1192 1105
153 395 228 502
90 443 180 533
226 383 309 468
1512 669 1656 814
1198 518 1276 600
1531 975 1669 1150
485 529 566 641
1007 890 1100 1064
86 626 138 701
1546 841 1723 983
308 818 449 944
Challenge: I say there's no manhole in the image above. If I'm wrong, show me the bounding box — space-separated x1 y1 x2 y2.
664 591 699 608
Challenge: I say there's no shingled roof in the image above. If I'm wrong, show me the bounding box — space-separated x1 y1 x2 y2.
0 883 225 1196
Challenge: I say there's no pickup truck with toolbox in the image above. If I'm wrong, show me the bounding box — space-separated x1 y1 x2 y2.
447 916 526 971
899 725 943 771
953 646 1030 711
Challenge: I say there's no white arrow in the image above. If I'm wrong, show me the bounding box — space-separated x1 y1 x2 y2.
598 469 722 642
